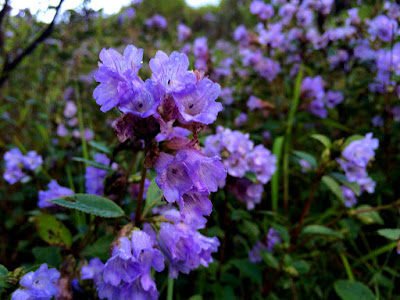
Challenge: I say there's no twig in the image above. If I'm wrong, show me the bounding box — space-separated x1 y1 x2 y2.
217 190 229 281
0 0 64 87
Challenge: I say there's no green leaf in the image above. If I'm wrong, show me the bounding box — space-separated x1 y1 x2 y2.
302 225 342 238
343 135 364 148
291 260 310 275
239 220 260 240
329 172 360 196
49 194 125 218
377 228 400 240
88 140 111 154
72 157 112 171
293 150 317 167
244 171 258 184
334 280 375 300
32 247 62 267
271 136 284 211
231 259 262 285
261 252 279 269
34 215 72 248
82 235 115 260
322 175 344 203
188 295 203 300
144 179 164 213
355 205 384 225
311 134 331 148
0 265 7 277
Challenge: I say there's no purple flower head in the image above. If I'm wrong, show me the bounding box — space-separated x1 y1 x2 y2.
359 177 376 194
308 99 327 118
158 222 219 279
173 78 222 125
249 228 281 263
279 3 296 25
219 87 234 105
38 180 74 208
81 258 105 286
193 37 208 57
126 7 135 19
325 91 344 108
328 50 349 69
230 178 263 210
347 8 360 25
3 165 25 185
234 25 250 46
234 112 248 127
266 228 282 251
337 159 368 183
177 24 191 43
178 192 212 229
247 95 264 111
195 57 208 72
85 153 110 196
297 8 314 27
299 159 312 173
301 76 325 101
93 45 144 112
4 148 24 168
368 15 398 42
145 14 167 29
246 145 277 184
155 152 193 203
64 101 77 118
22 151 43 171
372 115 384 127
392 105 400 121
149 51 196 94
354 39 375 60
342 133 379 167
341 186 357 207
57 123 68 137
12 263 60 300
250 1 274 20
99 230 164 300
257 58 281 82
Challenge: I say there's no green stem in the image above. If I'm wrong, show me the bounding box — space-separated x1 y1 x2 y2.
339 252 355 281
134 166 147 226
271 136 284 211
167 274 174 300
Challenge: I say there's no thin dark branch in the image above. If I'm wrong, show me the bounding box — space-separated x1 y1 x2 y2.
0 0 10 26
0 0 64 87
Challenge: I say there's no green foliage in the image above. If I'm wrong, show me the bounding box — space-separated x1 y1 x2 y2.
48 193 125 218
34 215 72 248
334 280 375 300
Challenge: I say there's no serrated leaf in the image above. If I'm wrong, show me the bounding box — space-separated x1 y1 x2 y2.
302 225 342 238
261 252 279 268
72 157 112 171
244 171 258 184
49 194 124 218
377 229 400 240
311 134 331 148
144 179 164 212
82 235 115 260
34 215 72 248
292 150 317 167
329 172 360 196
322 175 344 203
334 280 375 300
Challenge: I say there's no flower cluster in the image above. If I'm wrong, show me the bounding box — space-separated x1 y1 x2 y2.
204 126 277 210
193 37 209 72
3 148 43 184
91 44 225 299
12 263 60 300
249 228 281 263
338 133 379 207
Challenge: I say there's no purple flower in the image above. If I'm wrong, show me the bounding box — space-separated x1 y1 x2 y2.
372 115 384 127
38 180 74 208
392 105 400 121
22 151 43 171
230 178 263 210
299 159 312 173
234 25 250 46
4 148 24 168
325 91 344 108
57 123 68 137
359 177 376 194
301 76 325 101
234 112 248 127
179 192 212 229
158 222 219 279
126 7 135 19
98 230 164 300
149 51 196 94
3 165 25 185
145 14 167 29
297 8 314 27
249 228 281 263
85 153 110 196
342 133 379 167
279 3 296 24
309 99 327 118
246 145 277 184
93 45 144 112
337 159 368 183
250 1 274 20
64 101 77 118
81 258 105 286
219 87 234 105
173 78 222 125
177 24 191 43
247 95 264 111
193 37 208 57
342 186 357 207
368 15 398 42
12 263 60 300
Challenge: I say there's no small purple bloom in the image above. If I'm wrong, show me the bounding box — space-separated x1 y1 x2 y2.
38 180 74 208
57 123 68 137
234 112 248 127
246 145 277 184
64 101 77 118
247 95 264 111
85 153 110 196
22 151 43 171
12 263 60 300
368 15 398 42
325 91 344 108
177 24 191 43
342 133 379 167
193 37 208 57
372 115 384 127
81 258 105 286
342 186 357 207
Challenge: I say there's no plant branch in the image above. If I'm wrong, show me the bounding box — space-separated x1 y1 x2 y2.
0 0 64 87
134 166 147 226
